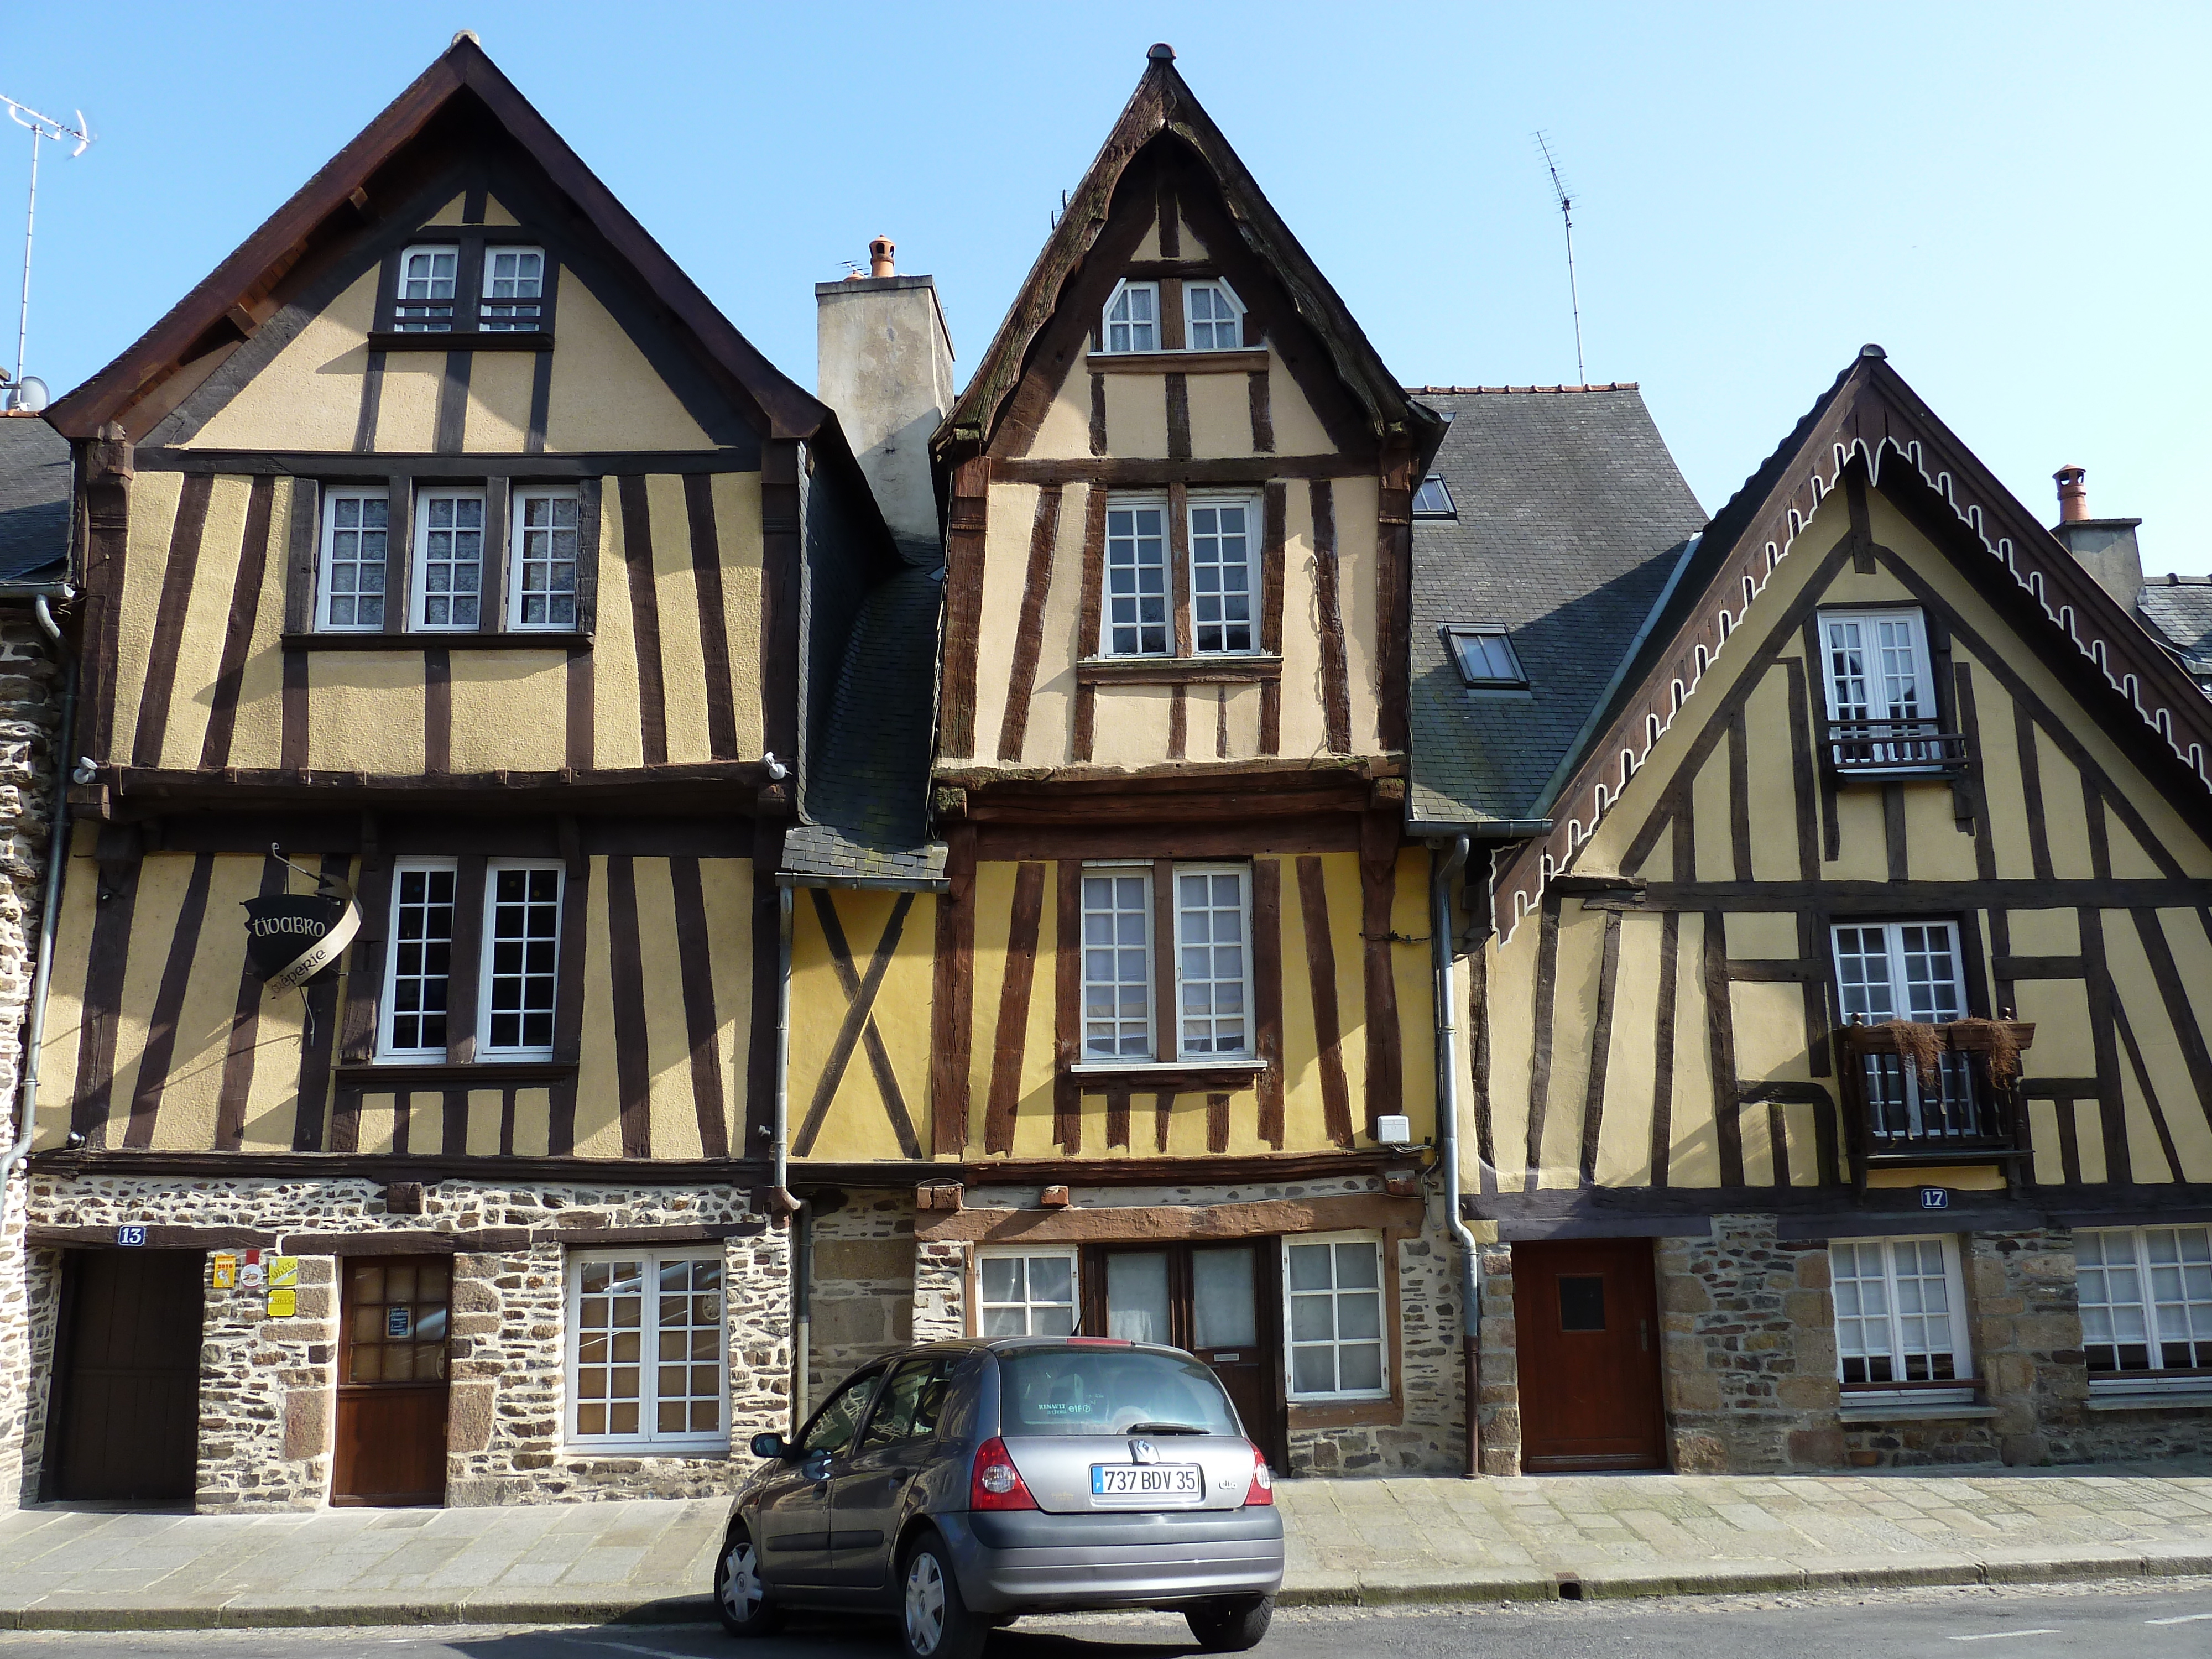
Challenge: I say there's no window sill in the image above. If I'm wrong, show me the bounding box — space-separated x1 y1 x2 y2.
1087 348 1269 375
336 1061 576 1087
1067 1060 1266 1094
284 632 590 651
1837 1402 1994 1423
2085 1389 2212 1412
561 1440 732 1458
1076 654 1282 686
367 330 555 353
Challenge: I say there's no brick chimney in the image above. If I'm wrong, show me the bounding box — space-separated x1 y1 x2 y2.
816 241 955 562
2048 465 2144 615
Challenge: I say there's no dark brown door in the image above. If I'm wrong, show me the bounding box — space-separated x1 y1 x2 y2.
50 1249 203 1503
333 1256 452 1506
1515 1239 1667 1472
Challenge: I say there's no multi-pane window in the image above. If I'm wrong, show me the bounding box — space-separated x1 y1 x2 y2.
1285 1232 1387 1401
413 490 485 630
1831 1235 1973 1395
1176 866 1249 1057
1188 496 1255 653
394 244 458 331
483 863 562 1057
319 490 390 631
1185 281 1241 350
977 1249 1079 1337
480 247 545 330
1082 869 1153 1059
2078 1228 2212 1386
1832 920 1982 1142
567 1249 727 1449
341 1257 450 1383
510 489 580 629
382 862 457 1057
1103 280 1157 353
1443 624 1526 689
1819 607 1937 765
1104 498 1170 655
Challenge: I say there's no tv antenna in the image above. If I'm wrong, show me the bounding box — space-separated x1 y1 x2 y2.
1533 131 1584 386
0 95 93 412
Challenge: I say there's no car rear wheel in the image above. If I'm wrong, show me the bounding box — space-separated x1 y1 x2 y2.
713 1524 783 1638
899 1530 985 1659
1186 1593 1274 1652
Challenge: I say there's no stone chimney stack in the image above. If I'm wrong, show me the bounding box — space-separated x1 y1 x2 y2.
816 241 955 562
2048 465 2145 615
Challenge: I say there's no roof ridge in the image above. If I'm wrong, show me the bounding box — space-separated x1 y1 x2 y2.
1405 382 1639 395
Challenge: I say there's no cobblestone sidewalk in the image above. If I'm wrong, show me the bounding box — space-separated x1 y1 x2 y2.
0 1462 2207 1629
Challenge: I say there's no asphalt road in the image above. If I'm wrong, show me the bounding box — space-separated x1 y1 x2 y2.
0 1580 2206 1659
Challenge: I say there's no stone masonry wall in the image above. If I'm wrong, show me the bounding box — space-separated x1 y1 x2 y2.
196 1254 338 1510
1473 1240 1520 1475
804 1190 916 1408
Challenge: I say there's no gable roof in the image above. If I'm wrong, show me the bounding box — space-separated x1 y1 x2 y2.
48 35 827 445
1408 386 1704 828
1490 344 2212 933
935 44 1442 463
0 417 70 585
2137 575 2212 688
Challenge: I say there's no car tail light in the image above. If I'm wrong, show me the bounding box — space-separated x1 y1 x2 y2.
1065 1336 1131 1347
1243 1443 1275 1507
969 1437 1038 1511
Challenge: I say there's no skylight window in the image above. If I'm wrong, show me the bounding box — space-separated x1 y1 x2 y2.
1443 624 1526 690
1412 474 1455 517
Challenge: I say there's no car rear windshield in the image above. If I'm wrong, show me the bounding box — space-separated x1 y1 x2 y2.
997 1347 1240 1438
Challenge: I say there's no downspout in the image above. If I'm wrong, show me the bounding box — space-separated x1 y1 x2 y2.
1 593 77 1188
771 884 809 1431
1429 834 1481 1478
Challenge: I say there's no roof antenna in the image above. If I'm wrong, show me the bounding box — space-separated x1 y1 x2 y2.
1533 131 1584 387
0 95 92 413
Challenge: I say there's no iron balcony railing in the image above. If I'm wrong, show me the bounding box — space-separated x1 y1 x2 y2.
1826 717 1970 772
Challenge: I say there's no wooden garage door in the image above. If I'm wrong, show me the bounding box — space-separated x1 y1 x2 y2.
51 1250 204 1503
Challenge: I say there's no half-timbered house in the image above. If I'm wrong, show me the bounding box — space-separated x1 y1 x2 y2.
12 38 910 1510
1438 346 2212 1473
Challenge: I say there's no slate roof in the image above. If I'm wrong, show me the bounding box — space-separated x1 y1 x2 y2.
782 564 948 887
0 416 70 584
1407 387 1704 825
2137 573 2212 690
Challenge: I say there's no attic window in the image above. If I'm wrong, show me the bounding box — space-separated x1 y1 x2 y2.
395 244 458 332
1103 280 1158 353
1412 474 1455 517
1443 624 1526 690
481 247 545 331
1185 281 1243 350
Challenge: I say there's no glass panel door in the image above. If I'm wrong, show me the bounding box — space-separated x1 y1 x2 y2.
1105 1251 1171 1344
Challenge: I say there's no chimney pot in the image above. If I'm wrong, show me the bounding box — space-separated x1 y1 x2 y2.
2054 464 2089 524
869 236 895 279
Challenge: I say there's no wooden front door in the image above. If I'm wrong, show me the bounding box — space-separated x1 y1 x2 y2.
50 1250 203 1503
1089 1243 1286 1469
1515 1239 1667 1472
333 1255 452 1506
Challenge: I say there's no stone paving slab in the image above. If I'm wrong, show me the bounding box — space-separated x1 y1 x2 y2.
0 1464 2208 1629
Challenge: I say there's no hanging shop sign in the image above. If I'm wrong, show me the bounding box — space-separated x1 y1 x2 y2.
242 887 358 992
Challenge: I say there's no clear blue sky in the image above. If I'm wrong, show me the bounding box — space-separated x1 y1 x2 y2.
6 2 2206 572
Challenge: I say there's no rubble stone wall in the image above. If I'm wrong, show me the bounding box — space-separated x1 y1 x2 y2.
802 1190 916 1409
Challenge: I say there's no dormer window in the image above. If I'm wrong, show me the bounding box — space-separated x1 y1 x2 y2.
1103 280 1158 353
395 244 458 332
481 247 544 331
1443 624 1526 690
1412 474 1455 517
1185 281 1243 350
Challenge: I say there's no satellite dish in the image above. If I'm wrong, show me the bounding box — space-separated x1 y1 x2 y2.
7 375 47 413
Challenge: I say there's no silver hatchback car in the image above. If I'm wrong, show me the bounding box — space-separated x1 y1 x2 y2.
713 1336 1284 1658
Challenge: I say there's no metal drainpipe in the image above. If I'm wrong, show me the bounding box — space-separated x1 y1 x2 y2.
1430 835 1481 1478
771 884 808 1431
1 594 77 1191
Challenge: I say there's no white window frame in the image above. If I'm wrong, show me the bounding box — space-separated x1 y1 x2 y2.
1831 919 1977 1142
479 860 564 1061
974 1246 1082 1338
1817 606 1939 769
1183 279 1245 351
564 1246 729 1453
2077 1226 2212 1392
1101 279 1160 354
1101 492 1171 657
1186 491 1259 656
1282 1230 1390 1404
379 858 460 1060
1172 863 1252 1060
394 243 460 332
410 487 488 633
317 487 390 633
1072 860 1256 1068
1830 1234 1975 1403
1079 863 1155 1061
508 487 582 632
479 245 545 331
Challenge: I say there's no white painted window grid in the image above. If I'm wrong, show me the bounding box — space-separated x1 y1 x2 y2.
1103 279 1159 353
319 488 389 632
1284 1231 1389 1401
480 246 545 331
509 488 580 629
380 859 458 1058
481 861 563 1058
395 243 459 331
1175 864 1251 1058
1829 1234 1973 1397
412 489 486 631
1103 494 1170 655
1184 280 1243 350
975 1248 1081 1338
1081 867 1154 1059
2077 1227 2212 1387
1188 493 1256 654
566 1247 728 1450
1832 920 1976 1139
1818 606 1937 765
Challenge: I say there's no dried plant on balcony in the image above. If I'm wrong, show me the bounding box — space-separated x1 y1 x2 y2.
1863 1020 1948 1089
1854 1016 2026 1093
1948 1016 2025 1091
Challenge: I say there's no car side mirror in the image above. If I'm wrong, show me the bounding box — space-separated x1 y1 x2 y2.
749 1432 790 1460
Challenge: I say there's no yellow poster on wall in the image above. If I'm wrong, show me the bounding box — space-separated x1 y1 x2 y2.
210 1253 238 1290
